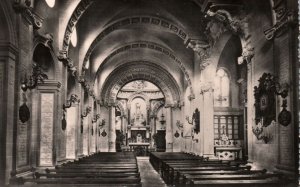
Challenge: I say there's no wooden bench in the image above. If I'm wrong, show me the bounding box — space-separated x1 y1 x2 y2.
10 152 142 187
14 177 141 186
189 178 287 187
175 169 267 184
35 172 140 179
165 165 251 184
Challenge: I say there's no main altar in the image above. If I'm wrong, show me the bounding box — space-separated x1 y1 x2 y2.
126 102 151 156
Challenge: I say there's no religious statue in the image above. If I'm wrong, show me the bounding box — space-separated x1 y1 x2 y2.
136 133 142 143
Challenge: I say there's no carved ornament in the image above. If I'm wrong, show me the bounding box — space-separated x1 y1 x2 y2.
13 0 43 29
264 0 297 40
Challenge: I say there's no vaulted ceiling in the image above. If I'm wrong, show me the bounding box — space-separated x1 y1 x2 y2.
35 0 245 101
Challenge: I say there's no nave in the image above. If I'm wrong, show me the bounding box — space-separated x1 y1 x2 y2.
0 0 299 186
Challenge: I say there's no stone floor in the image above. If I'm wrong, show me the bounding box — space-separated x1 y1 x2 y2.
136 157 167 187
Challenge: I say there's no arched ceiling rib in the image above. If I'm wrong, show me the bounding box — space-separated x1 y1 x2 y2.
96 49 183 92
81 15 190 70
93 41 193 95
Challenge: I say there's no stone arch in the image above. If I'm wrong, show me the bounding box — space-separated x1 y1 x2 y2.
61 0 95 52
100 61 181 106
116 100 126 117
151 100 165 117
93 41 194 97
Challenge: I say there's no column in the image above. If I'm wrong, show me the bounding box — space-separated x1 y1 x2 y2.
108 106 116 152
66 103 78 159
200 83 215 158
150 116 157 148
82 116 89 155
247 61 254 161
165 106 173 152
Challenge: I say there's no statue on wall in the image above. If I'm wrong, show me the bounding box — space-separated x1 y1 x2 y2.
186 108 200 134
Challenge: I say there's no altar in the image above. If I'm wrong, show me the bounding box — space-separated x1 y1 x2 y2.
128 142 150 156
215 146 242 160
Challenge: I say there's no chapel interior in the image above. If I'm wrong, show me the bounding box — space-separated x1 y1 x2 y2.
0 0 299 186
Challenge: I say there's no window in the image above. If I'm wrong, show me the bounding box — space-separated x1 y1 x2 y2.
214 115 243 140
71 27 77 47
45 0 55 8
214 69 230 107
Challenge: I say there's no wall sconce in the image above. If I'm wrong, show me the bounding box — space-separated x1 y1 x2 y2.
81 106 92 119
21 63 48 92
159 112 166 125
186 115 193 124
99 119 106 129
252 125 273 144
92 114 100 123
63 94 80 111
101 129 107 137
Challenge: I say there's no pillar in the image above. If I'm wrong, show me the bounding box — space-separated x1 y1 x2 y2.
66 103 78 159
82 116 89 155
165 106 173 152
200 83 215 158
108 106 116 152
247 61 254 161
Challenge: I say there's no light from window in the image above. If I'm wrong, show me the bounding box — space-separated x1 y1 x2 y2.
45 0 55 8
214 69 229 107
85 60 90 69
71 27 77 47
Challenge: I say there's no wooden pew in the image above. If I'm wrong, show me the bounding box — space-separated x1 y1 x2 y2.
189 178 287 187
46 168 139 174
14 177 141 186
35 172 140 179
183 173 282 184
176 169 267 184
149 152 204 173
13 152 143 186
165 165 251 184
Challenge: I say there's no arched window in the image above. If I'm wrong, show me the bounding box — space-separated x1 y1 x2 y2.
45 0 55 8
214 69 230 107
71 27 77 47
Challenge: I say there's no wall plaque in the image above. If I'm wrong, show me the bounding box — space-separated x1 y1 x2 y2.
17 123 28 166
39 93 54 166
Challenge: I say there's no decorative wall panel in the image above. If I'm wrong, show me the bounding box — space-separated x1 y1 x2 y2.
39 93 54 166
66 107 76 159
17 124 28 166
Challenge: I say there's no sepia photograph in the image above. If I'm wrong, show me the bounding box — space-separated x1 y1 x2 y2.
0 0 299 186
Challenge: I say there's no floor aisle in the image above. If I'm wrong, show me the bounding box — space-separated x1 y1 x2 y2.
136 157 167 187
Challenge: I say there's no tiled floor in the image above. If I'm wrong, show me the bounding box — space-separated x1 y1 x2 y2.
136 157 167 187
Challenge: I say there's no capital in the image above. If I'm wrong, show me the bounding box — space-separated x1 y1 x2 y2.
200 83 214 94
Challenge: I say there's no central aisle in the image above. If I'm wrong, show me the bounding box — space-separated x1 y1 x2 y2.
136 157 167 187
